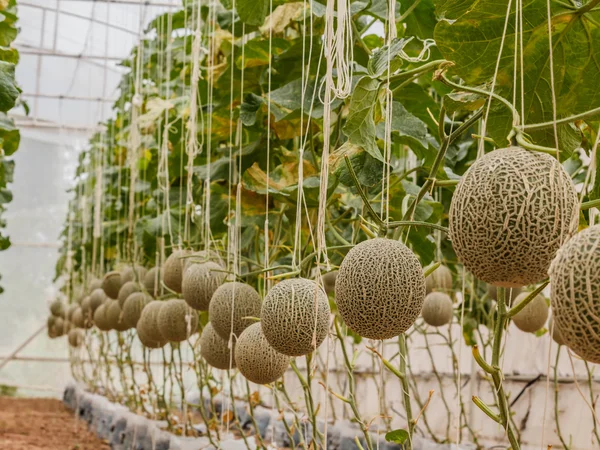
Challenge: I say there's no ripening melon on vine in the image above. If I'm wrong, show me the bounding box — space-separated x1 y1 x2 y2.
66 304 78 322
143 267 161 297
89 277 103 292
50 300 66 318
449 147 578 287
163 249 192 293
102 271 122 299
421 292 453 327
209 281 262 341
511 292 549 333
117 281 141 308
71 307 85 328
425 265 453 294
548 317 567 346
137 301 167 348
182 262 225 311
322 271 337 296
199 322 235 370
68 329 84 348
93 303 111 331
335 238 426 340
121 264 148 284
261 278 330 357
106 300 129 332
53 317 66 337
157 299 198 342
235 322 290 385
122 292 152 328
549 225 600 363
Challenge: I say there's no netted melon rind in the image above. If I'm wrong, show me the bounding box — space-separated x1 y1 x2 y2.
335 238 426 340
89 278 103 292
72 307 85 328
199 323 236 370
118 281 141 307
422 292 453 327
261 278 330 356
235 323 290 384
322 271 337 296
103 271 122 299
513 292 549 333
138 301 167 344
66 304 78 321
137 324 167 349
51 317 66 337
122 292 152 328
93 304 111 331
143 267 161 297
50 300 66 318
425 265 453 294
157 299 199 342
548 317 567 346
549 225 600 363
182 262 226 311
90 289 107 312
68 329 84 348
121 265 148 284
106 300 129 332
209 282 262 341
163 250 192 293
449 147 578 288
511 292 549 333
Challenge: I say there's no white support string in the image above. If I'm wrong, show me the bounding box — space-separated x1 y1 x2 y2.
184 2 203 244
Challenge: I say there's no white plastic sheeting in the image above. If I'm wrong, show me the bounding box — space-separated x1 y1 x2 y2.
0 0 180 395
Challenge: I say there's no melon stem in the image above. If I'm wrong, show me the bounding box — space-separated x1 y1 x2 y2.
490 287 520 449
399 333 415 450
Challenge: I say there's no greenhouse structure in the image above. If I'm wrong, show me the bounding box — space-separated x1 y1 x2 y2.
0 0 599 449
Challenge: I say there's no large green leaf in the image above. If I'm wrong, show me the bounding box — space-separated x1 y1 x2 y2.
236 0 268 26
0 61 18 112
434 0 600 151
376 101 429 157
0 112 19 155
342 77 383 161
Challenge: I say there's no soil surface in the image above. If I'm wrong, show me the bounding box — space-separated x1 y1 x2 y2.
0 396 111 450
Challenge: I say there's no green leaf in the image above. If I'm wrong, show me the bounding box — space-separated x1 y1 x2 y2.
368 38 410 77
444 91 485 114
0 187 12 203
342 77 383 161
269 78 343 121
236 0 268 26
434 0 600 152
237 37 290 69
240 93 264 126
377 101 429 156
0 61 18 112
329 141 383 187
0 233 9 250
385 429 409 444
0 112 18 156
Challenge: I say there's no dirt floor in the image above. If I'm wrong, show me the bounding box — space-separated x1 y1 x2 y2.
0 396 111 450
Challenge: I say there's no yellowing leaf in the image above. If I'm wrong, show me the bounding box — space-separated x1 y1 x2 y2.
260 3 305 34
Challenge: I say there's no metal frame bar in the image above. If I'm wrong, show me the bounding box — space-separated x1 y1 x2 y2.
60 0 180 6
18 48 125 61
22 92 117 103
20 2 141 36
